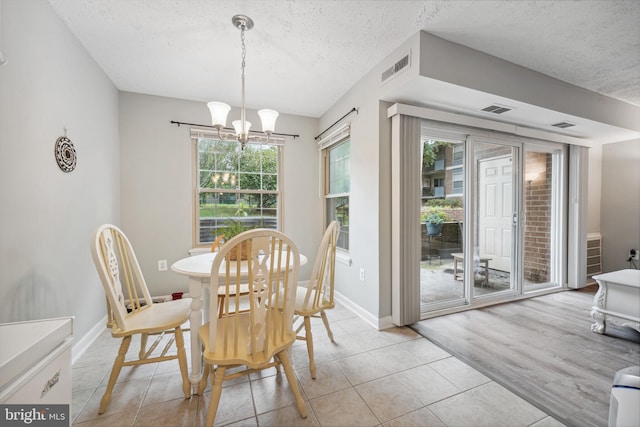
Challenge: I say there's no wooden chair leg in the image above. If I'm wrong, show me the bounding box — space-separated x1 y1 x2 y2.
303 316 316 379
206 366 226 427
199 363 210 395
174 327 191 398
99 335 131 414
139 333 148 359
278 350 308 418
320 310 334 342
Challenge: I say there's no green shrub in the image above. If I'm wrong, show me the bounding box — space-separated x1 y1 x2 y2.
420 207 448 224
425 198 463 208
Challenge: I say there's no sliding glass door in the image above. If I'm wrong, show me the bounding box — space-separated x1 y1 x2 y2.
419 125 565 316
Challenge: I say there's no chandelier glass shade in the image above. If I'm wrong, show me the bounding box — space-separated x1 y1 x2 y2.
207 15 278 149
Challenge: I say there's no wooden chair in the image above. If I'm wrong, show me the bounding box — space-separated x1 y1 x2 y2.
91 224 191 414
199 229 308 426
294 220 339 379
211 233 251 318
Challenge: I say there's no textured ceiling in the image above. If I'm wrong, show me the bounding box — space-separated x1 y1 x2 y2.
47 0 640 118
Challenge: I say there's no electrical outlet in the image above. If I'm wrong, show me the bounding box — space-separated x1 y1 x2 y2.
158 259 168 271
631 249 638 261
359 268 365 281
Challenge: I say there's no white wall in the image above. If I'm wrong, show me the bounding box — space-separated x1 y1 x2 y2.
119 92 321 295
600 139 640 272
0 0 119 339
587 144 602 233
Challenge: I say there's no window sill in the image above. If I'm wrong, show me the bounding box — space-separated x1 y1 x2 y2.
188 247 210 256
336 250 352 266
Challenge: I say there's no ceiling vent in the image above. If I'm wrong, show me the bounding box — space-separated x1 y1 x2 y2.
550 121 576 129
481 104 513 114
381 52 410 84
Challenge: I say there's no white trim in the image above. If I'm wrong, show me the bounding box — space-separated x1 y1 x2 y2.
335 250 352 266
189 247 211 256
388 103 593 147
334 290 394 330
317 123 350 150
72 315 107 365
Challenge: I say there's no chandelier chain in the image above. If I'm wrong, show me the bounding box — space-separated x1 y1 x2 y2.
240 26 246 79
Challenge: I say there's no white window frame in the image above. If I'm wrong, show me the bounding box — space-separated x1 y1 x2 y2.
318 124 351 255
192 128 284 247
451 167 463 195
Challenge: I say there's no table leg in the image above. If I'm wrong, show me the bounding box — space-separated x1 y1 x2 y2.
590 284 606 334
188 277 203 394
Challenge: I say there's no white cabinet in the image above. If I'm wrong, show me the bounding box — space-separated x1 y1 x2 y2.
0 317 73 423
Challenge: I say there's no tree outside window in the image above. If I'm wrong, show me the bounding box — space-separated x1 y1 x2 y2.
325 139 350 250
196 137 280 245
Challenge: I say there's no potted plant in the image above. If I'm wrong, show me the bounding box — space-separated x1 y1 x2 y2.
421 208 448 236
217 218 254 260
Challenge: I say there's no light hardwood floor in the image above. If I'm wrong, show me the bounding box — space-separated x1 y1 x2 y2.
412 285 640 427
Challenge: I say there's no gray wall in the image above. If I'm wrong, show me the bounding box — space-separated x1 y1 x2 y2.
0 0 120 340
119 92 321 295
600 139 640 272
318 46 404 326
588 144 602 233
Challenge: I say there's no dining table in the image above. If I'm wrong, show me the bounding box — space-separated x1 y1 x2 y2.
171 250 307 394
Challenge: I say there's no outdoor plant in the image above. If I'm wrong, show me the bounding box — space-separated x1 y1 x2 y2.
421 207 448 224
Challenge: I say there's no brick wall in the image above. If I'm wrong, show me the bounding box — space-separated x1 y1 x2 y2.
524 152 551 282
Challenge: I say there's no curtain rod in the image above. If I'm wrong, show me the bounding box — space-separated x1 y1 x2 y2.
170 120 299 139
314 107 358 141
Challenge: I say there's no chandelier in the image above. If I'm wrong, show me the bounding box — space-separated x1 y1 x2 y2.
207 15 278 150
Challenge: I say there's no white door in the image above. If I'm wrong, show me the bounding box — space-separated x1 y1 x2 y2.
478 156 513 272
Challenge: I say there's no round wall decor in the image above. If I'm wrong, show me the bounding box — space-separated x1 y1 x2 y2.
54 136 77 172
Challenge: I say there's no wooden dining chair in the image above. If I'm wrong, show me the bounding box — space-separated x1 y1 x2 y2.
294 220 339 379
210 233 252 318
198 229 307 426
91 224 191 414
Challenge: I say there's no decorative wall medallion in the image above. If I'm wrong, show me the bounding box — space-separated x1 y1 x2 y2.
54 136 77 172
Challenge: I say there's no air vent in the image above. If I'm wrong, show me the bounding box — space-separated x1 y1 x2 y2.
550 121 576 129
381 53 410 83
481 104 513 114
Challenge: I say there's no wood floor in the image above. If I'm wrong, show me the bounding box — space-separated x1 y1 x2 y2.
412 285 640 427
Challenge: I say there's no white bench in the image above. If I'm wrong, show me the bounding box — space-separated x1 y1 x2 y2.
591 269 640 334
452 252 491 287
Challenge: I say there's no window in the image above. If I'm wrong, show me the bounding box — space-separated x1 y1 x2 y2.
451 167 463 194
452 144 464 166
324 138 350 250
194 132 281 246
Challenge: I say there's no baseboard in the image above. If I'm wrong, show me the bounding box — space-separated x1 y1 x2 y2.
334 291 394 331
72 315 107 365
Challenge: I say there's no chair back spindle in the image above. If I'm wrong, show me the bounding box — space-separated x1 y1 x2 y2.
207 229 300 367
92 226 153 331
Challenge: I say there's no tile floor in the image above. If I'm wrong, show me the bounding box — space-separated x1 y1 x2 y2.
72 304 566 426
